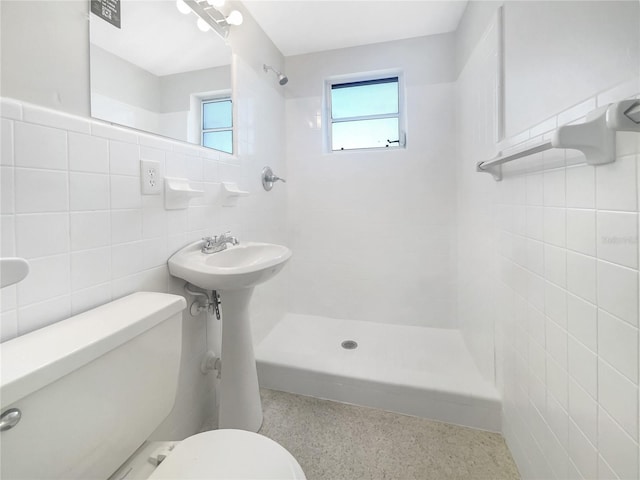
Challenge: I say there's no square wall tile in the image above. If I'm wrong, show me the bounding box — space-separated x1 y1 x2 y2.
15 168 68 213
545 282 567 327
111 176 141 209
568 378 597 445
16 213 69 258
1 118 13 166
1 215 15 257
526 173 544 206
527 304 545 346
526 239 544 275
544 244 566 287
546 318 568 369
566 209 596 256
567 294 597 352
547 356 568 410
545 391 568 448
70 172 110 211
109 141 139 176
111 210 142 244
71 247 111 291
70 211 110 251
598 308 638 384
1 166 14 214
109 140 140 177
0 309 18 342
17 295 70 335
568 335 597 398
596 156 637 212
142 208 167 239
111 242 145 279
566 165 595 209
568 418 598 480
543 169 566 207
70 283 111 316
597 260 638 327
596 211 638 269
616 132 640 158
598 360 639 441
68 132 109 173
566 252 597 304
14 121 67 170
17 254 70 306
526 206 544 241
139 146 165 164
544 207 566 247
597 455 617 480
598 407 639 480
527 272 545 312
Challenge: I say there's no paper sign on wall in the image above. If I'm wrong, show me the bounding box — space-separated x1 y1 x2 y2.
90 0 121 29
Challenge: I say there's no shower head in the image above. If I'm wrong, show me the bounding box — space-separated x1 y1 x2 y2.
263 64 288 86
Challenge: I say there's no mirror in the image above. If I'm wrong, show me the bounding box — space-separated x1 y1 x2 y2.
89 0 233 153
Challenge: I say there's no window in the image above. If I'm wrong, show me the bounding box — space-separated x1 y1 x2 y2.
328 75 404 151
202 98 233 154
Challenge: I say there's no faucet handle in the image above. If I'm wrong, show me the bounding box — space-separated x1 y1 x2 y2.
202 235 217 244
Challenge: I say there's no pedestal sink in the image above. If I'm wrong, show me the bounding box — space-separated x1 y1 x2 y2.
168 240 291 432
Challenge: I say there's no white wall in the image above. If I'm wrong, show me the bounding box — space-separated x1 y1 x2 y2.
456 1 640 479
0 1 91 115
284 35 459 328
0 0 287 440
504 1 640 137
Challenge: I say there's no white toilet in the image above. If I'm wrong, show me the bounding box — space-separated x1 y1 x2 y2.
0 292 305 480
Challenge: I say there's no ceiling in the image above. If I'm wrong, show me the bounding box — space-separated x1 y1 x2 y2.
91 0 231 77
242 0 468 57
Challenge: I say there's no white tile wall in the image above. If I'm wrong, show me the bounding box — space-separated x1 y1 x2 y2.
0 93 288 345
284 41 457 329
456 8 640 477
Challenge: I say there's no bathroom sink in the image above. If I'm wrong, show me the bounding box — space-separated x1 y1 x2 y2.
168 240 292 291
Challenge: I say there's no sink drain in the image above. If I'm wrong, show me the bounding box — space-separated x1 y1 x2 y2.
341 340 358 350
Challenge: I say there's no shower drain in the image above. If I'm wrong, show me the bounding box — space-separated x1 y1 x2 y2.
341 340 358 350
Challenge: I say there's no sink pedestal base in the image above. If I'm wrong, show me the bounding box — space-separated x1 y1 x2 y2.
218 287 263 432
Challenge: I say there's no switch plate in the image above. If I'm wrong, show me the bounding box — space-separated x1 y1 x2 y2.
140 160 161 195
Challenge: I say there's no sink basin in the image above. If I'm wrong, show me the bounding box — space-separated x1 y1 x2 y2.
168 239 292 431
168 240 292 291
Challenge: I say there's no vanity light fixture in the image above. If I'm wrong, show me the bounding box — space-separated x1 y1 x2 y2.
177 0 243 39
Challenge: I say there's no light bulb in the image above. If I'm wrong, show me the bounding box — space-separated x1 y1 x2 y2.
226 10 243 26
207 0 225 6
197 17 210 32
176 0 190 15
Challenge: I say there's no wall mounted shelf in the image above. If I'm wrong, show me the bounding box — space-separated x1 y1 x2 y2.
477 99 640 181
221 182 249 207
0 257 29 288
165 177 204 210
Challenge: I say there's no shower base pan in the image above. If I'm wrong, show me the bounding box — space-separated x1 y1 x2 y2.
255 313 501 432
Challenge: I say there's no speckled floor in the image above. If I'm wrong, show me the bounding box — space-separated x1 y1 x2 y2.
258 389 520 480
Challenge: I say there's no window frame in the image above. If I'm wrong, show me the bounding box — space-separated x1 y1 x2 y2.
325 71 406 153
201 96 233 154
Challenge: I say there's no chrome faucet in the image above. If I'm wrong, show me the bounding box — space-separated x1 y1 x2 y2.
201 232 239 254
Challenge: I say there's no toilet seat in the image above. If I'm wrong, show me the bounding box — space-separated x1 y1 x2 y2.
148 430 306 479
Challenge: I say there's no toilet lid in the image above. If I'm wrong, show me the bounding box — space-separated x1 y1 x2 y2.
148 429 306 480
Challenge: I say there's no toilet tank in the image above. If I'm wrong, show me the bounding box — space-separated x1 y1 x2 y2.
0 292 186 480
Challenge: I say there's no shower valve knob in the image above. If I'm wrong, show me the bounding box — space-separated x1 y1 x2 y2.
261 166 286 191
